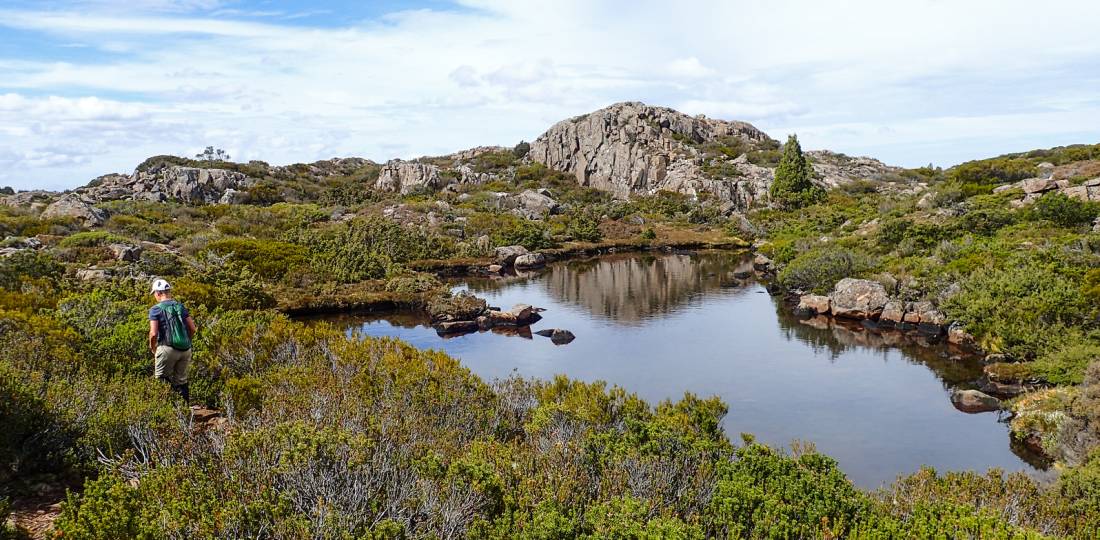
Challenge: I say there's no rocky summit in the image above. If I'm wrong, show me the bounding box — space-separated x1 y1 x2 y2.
528 102 900 207
4 102 905 216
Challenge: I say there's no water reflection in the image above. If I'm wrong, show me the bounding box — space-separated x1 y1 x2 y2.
306 251 1049 487
467 251 754 324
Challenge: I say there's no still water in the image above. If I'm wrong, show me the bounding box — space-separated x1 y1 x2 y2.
311 251 1045 488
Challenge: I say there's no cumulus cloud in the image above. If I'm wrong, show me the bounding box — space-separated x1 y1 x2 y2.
1 0 1099 189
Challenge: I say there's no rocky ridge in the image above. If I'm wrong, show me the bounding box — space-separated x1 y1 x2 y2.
5 102 906 219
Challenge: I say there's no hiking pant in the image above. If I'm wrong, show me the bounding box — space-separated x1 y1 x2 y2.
154 345 191 386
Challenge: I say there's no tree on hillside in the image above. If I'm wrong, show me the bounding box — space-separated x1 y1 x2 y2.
195 146 231 162
769 134 822 209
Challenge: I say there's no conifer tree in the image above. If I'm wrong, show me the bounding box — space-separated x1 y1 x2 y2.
769 134 822 208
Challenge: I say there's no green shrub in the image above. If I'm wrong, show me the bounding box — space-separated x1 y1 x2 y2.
384 272 444 294
942 253 1092 358
627 191 693 218
58 231 129 248
0 498 18 540
1056 451 1100 534
172 256 276 311
1034 340 1100 385
468 213 552 251
705 442 867 538
0 250 63 291
56 474 149 539
778 247 875 293
136 250 184 277
949 158 1037 185
565 209 602 242
0 361 71 483
1031 192 1100 227
294 216 458 282
205 237 308 280
58 288 151 376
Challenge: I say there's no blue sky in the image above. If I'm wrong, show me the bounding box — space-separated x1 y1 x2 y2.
2 0 1100 190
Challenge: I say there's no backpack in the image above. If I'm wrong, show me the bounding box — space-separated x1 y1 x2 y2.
161 301 192 351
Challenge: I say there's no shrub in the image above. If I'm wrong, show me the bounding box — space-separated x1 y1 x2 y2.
58 231 129 248
628 190 693 218
136 250 184 277
295 216 458 282
468 213 552 251
565 209 602 242
705 442 867 538
0 250 63 291
949 157 1037 185
205 237 308 280
58 288 151 376
778 247 875 293
55 474 149 539
942 253 1091 358
0 361 71 483
384 272 444 294
172 256 276 311
1031 192 1100 227
1086 268 1100 304
1034 340 1100 385
1054 450 1100 534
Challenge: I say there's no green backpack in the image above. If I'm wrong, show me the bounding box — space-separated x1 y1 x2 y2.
161 301 192 351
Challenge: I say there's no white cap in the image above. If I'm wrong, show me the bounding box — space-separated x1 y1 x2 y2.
151 278 172 293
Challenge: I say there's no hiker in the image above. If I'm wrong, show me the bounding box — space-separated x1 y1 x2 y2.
148 279 197 402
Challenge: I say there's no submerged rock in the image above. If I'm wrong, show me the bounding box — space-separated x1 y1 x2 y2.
535 328 576 345
951 389 1002 413
435 320 479 335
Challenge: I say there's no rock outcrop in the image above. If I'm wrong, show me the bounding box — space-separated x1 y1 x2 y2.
994 165 1100 206
375 160 443 194
527 102 902 209
40 195 107 226
829 278 888 319
528 102 771 206
481 189 561 219
82 164 252 204
806 150 904 189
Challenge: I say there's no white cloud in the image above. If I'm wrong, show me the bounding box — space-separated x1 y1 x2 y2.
1 0 1100 189
667 57 715 79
